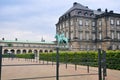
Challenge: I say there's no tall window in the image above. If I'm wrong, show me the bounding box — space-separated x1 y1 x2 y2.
79 32 83 40
111 31 114 39
99 33 102 40
71 32 74 39
79 20 83 26
98 21 102 26
66 32 69 38
92 21 95 26
110 19 114 25
85 20 89 26
70 20 73 25
85 32 89 40
63 22 65 28
117 32 120 39
66 21 69 27
92 33 95 40
116 20 120 26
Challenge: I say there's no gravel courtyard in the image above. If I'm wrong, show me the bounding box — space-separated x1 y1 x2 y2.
1 58 120 80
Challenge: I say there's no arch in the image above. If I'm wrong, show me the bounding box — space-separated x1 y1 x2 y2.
39 50 43 53
4 49 8 54
44 50 48 53
11 49 15 54
28 49 32 53
34 50 38 53
16 50 21 54
49 50 53 52
22 49 27 54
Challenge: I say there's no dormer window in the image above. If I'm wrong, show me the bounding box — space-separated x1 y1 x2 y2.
90 13 94 16
78 11 82 15
84 12 88 16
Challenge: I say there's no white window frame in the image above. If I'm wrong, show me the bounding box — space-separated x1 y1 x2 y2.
111 31 114 39
86 32 89 40
116 20 120 26
92 21 95 26
66 31 69 38
71 32 74 39
79 32 83 40
117 32 120 39
92 33 95 40
99 21 102 26
70 20 73 25
63 22 65 28
85 20 89 26
99 33 102 40
110 19 114 25
66 21 69 27
79 20 83 26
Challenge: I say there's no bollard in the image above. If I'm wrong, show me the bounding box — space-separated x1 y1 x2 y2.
0 46 2 80
56 47 59 80
102 50 107 80
98 49 102 80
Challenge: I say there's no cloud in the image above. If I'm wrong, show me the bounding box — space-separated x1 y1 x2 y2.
0 0 120 42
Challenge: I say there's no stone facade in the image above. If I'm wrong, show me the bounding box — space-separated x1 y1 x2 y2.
56 2 120 51
0 40 56 54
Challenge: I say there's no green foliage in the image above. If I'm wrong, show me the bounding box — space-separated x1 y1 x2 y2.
2 50 120 70
15 54 34 59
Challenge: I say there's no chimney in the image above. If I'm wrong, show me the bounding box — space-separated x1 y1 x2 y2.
97 8 101 12
73 2 77 6
105 8 108 13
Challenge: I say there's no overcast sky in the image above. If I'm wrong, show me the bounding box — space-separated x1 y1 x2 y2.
0 0 120 41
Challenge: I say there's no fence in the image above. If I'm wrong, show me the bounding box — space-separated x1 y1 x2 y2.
1 46 120 80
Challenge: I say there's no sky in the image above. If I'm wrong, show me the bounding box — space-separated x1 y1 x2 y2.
0 0 120 42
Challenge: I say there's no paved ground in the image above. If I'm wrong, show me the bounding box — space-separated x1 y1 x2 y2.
1 58 120 80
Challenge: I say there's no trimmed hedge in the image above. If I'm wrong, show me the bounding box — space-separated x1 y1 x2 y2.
2 50 120 70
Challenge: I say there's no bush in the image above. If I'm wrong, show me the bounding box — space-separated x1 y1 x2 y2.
2 50 120 70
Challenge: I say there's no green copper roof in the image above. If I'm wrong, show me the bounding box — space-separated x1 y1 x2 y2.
0 40 55 44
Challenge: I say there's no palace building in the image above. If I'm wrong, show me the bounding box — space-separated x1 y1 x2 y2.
56 2 120 51
0 39 56 54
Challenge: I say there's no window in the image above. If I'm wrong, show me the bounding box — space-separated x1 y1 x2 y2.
63 22 65 28
99 33 102 40
71 32 74 39
92 21 95 26
86 45 90 50
85 32 89 40
117 32 120 39
66 31 69 38
79 32 83 40
66 21 69 27
84 12 88 16
85 20 89 26
92 33 95 40
59 24 61 30
92 27 95 30
99 21 101 26
70 20 73 25
111 31 114 39
78 11 82 15
110 19 114 25
116 20 120 26
79 20 83 25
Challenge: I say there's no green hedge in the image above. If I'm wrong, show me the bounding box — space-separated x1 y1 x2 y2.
2 50 120 70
